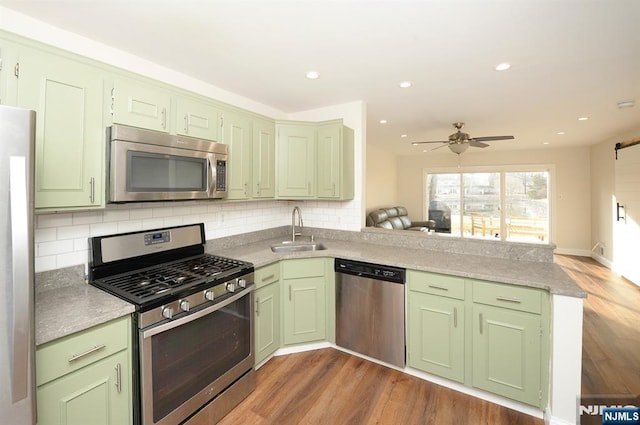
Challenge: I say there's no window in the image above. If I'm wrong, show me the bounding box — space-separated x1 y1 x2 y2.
425 167 551 243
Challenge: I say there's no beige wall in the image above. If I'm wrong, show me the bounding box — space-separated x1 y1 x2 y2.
395 147 592 254
590 139 616 263
365 144 398 213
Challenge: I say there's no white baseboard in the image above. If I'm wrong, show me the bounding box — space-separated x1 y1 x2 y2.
554 247 592 257
274 341 332 356
544 410 577 425
590 253 613 269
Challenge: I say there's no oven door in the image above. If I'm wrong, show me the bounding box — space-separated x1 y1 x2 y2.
110 139 226 202
139 286 255 425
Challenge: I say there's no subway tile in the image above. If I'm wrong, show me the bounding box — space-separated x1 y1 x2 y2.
37 213 73 229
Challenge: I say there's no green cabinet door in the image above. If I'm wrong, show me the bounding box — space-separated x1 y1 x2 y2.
252 117 276 198
0 40 19 105
276 123 316 198
221 110 252 200
316 122 354 200
282 258 327 345
472 304 542 406
255 281 281 365
408 291 465 383
16 47 104 210
111 78 171 132
175 97 220 141
36 350 132 425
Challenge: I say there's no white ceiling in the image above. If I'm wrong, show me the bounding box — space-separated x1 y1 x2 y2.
2 0 640 156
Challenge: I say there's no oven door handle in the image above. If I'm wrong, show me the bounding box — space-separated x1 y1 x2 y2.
142 284 255 338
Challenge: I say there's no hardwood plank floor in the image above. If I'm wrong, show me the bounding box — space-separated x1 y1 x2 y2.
554 255 640 396
219 255 640 425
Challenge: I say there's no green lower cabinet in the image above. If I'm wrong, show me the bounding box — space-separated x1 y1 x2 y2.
255 281 281 365
408 291 465 383
281 258 327 345
37 350 131 425
472 304 543 406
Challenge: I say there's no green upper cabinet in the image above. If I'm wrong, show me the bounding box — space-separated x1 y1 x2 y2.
317 122 354 200
16 47 104 210
175 97 220 141
277 120 354 200
221 109 252 200
110 77 171 133
252 117 276 198
276 122 316 198
0 39 19 106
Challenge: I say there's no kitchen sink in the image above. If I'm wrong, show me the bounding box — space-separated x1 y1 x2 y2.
270 242 328 253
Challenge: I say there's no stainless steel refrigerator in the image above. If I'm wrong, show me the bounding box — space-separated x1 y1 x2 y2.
0 105 36 425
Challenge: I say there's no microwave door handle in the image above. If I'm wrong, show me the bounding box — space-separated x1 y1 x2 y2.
207 153 216 196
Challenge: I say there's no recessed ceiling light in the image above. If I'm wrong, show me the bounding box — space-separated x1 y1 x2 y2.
557 131 565 135
401 134 407 138
379 119 387 124
617 99 635 109
578 117 589 121
306 71 319 80
495 63 511 71
543 142 550 145
422 150 428 153
399 81 412 88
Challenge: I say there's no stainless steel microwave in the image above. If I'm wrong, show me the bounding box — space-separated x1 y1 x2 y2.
107 125 228 202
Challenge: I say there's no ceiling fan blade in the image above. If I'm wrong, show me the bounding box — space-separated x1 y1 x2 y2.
469 140 489 148
472 135 514 142
431 144 449 151
411 140 449 145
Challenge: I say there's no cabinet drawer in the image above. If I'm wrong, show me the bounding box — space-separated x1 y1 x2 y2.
36 316 130 386
408 270 465 300
472 280 542 314
255 262 280 289
282 258 325 279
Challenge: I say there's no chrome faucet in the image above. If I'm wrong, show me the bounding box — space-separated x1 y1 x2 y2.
291 206 303 242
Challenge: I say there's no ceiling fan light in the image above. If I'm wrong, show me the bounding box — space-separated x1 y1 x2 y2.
448 143 469 154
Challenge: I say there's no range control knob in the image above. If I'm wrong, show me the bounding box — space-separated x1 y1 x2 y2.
161 306 174 320
226 282 236 293
237 278 247 289
204 289 215 301
179 300 190 312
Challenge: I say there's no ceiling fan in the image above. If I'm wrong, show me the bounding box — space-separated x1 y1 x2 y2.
411 122 514 154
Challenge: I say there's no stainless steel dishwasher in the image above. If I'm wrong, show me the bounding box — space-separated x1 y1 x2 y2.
335 258 406 368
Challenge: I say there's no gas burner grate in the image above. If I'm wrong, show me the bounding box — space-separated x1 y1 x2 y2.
92 254 250 306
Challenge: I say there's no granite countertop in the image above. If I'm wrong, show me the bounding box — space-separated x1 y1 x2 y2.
35 228 585 346
35 266 135 346
207 236 587 299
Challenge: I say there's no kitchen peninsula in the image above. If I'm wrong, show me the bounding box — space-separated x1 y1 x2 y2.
206 226 584 425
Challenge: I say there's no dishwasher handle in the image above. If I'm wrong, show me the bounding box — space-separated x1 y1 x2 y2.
334 258 405 284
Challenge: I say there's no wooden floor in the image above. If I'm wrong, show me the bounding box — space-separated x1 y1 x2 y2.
219 255 640 425
554 255 640 396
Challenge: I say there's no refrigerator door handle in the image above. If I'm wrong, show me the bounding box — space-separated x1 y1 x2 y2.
9 156 29 402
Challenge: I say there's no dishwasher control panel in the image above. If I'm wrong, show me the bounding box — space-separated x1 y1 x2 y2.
335 258 406 284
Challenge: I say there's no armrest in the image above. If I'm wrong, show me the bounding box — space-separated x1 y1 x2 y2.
412 220 436 228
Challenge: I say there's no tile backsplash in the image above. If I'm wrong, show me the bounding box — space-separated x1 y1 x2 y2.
34 199 361 273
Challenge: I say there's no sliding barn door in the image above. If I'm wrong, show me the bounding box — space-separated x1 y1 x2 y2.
614 144 640 286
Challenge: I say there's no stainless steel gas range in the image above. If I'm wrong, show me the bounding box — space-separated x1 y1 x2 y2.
88 223 255 425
